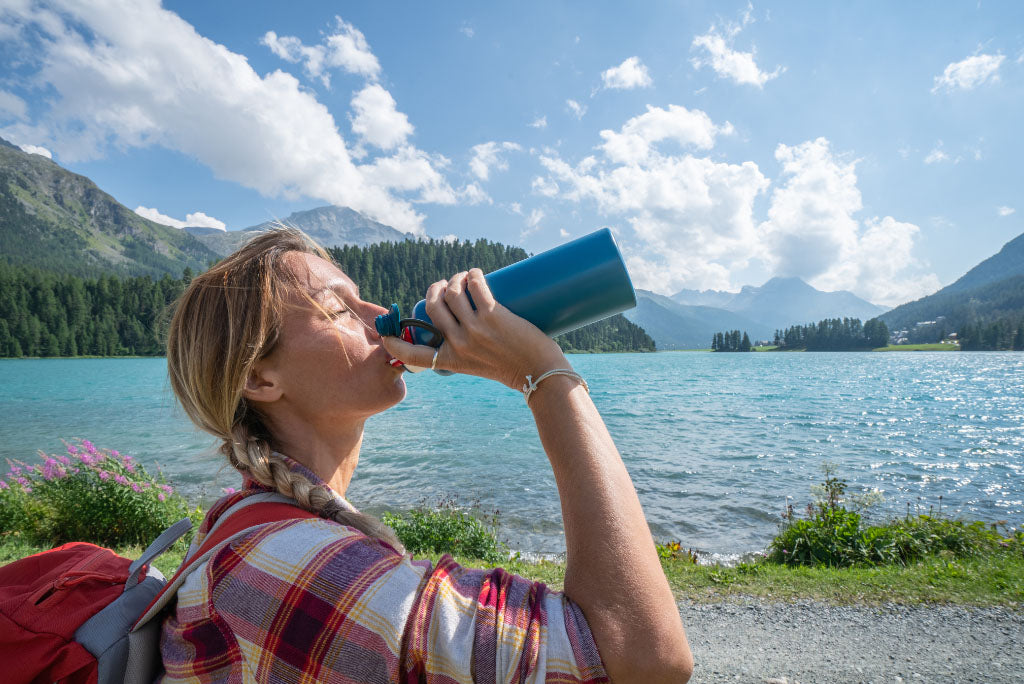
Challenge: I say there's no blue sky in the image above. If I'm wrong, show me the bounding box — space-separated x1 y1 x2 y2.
1 1 1022 306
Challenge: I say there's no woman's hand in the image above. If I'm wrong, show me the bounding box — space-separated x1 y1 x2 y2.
379 268 569 389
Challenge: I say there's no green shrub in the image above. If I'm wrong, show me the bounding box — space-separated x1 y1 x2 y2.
1 439 201 548
382 497 505 563
768 466 1024 568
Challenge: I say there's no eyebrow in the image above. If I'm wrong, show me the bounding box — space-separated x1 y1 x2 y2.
320 278 361 300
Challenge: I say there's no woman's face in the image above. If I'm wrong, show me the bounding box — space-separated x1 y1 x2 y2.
257 251 406 424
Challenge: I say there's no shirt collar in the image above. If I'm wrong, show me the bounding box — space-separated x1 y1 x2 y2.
242 450 359 514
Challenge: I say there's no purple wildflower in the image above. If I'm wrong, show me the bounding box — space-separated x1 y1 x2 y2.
130 483 142 493
98 471 110 481
111 450 120 457
0 480 8 490
41 458 65 481
158 493 166 502
57 454 70 465
160 484 173 494
67 445 78 455
10 464 22 476
124 462 136 474
114 474 128 485
82 439 96 454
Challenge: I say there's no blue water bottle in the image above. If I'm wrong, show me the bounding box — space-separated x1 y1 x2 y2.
375 227 637 373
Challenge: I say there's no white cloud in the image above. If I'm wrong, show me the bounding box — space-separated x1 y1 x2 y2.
528 115 547 129
458 182 491 205
349 84 413 151
601 56 653 90
531 175 559 197
359 146 457 205
135 206 226 230
0 90 28 120
459 24 474 38
261 17 381 87
521 207 545 239
932 53 1005 93
566 99 587 119
532 110 936 304
559 228 570 238
923 147 949 164
759 138 938 305
998 206 1016 217
526 208 544 228
0 1 462 234
535 105 770 293
598 104 733 164
469 141 522 181
261 32 329 87
508 202 523 215
18 143 51 158
691 9 782 88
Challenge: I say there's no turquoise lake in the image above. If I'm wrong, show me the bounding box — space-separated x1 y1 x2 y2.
1 352 1021 558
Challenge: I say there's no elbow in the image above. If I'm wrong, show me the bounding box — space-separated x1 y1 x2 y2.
653 650 694 684
609 648 693 684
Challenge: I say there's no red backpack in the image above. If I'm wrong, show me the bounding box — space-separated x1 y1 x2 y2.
0 492 316 684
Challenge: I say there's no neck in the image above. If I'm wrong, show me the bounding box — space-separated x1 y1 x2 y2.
266 416 366 495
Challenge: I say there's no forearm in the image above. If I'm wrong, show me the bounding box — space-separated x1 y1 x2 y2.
529 375 692 683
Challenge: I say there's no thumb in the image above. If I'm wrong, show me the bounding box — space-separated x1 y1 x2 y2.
381 335 439 369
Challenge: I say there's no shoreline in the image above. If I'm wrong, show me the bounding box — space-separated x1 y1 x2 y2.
2 534 1021 609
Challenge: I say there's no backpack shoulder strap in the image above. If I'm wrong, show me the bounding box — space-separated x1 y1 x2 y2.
132 493 318 630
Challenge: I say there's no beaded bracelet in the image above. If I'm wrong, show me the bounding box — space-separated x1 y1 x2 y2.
521 369 590 404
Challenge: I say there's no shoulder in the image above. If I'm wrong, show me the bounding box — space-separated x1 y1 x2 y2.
196 517 432 620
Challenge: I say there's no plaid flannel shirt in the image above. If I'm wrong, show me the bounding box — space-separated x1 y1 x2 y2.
159 456 609 683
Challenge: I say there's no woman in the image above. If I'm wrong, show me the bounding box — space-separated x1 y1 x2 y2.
164 228 692 683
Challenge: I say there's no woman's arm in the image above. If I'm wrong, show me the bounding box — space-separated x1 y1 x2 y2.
529 375 692 684
380 268 692 684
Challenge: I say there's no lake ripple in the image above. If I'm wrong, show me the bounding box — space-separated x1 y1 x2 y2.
1 352 1021 556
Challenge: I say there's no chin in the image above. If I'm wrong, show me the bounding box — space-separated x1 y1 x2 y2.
385 373 407 406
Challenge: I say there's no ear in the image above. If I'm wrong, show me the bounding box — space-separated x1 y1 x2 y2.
241 361 283 403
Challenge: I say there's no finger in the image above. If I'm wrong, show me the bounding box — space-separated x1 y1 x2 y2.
444 271 476 322
424 279 459 331
465 268 497 312
381 335 440 369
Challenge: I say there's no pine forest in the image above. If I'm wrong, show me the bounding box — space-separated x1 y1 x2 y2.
0 237 655 357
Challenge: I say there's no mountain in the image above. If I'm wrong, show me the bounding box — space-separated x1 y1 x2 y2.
726 277 888 328
0 137 220 278
880 231 1024 334
623 289 773 349
939 231 1024 294
185 205 412 256
671 276 887 330
670 288 735 308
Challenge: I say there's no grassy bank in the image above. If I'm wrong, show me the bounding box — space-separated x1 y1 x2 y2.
3 443 1021 608
2 536 1020 607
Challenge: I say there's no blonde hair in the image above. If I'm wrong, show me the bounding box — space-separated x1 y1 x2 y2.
166 228 402 550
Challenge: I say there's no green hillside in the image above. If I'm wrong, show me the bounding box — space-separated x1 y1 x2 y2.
880 232 1024 336
0 138 219 278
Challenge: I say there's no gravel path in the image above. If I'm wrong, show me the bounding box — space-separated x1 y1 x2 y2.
679 598 1023 683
